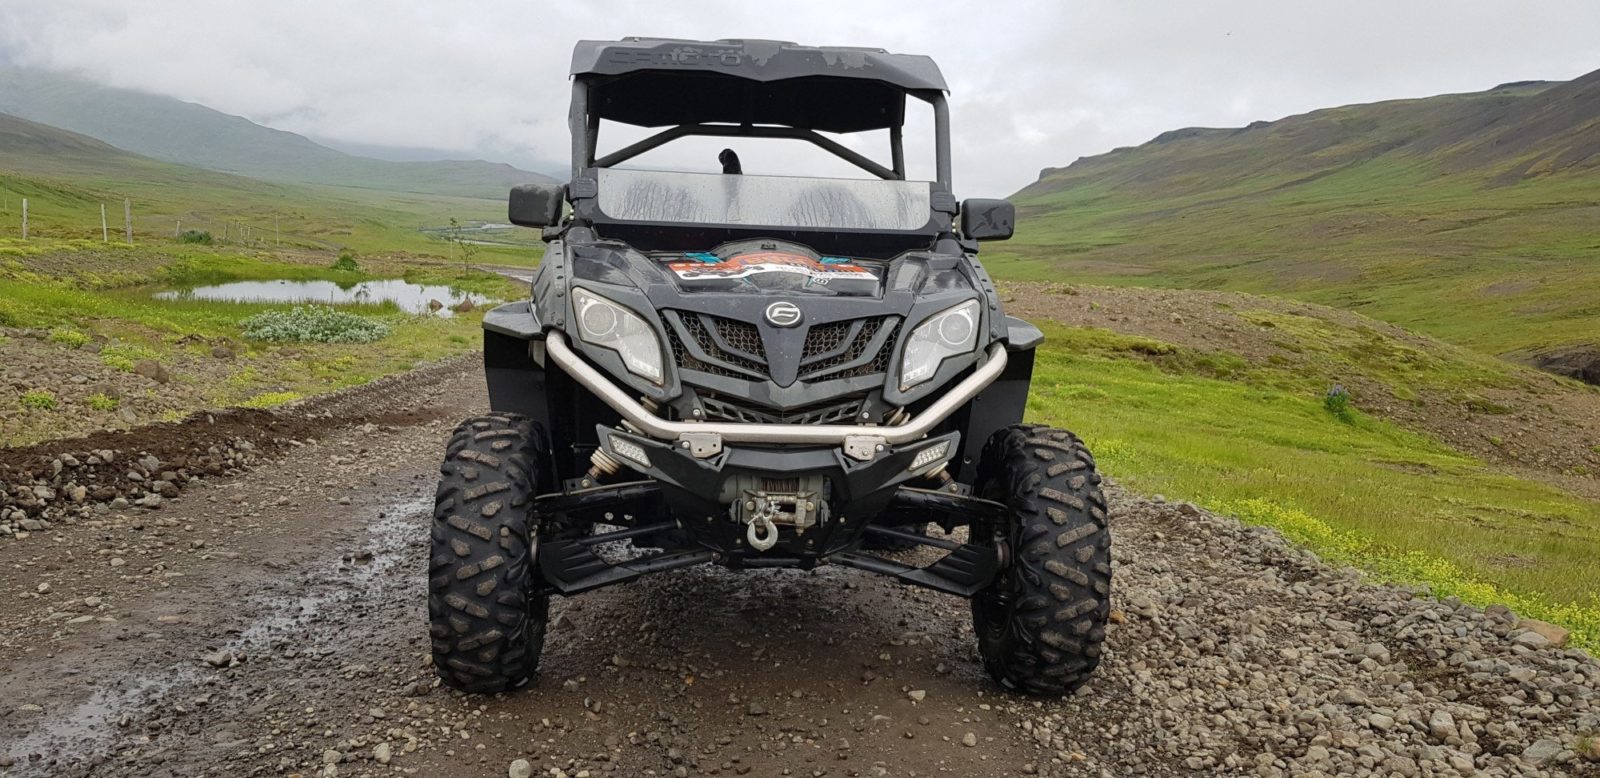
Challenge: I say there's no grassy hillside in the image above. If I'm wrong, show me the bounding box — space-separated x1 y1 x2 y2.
0 113 543 447
995 71 1600 362
1011 284 1600 649
0 112 541 262
0 67 555 200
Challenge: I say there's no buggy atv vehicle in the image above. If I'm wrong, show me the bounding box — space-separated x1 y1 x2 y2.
430 38 1110 697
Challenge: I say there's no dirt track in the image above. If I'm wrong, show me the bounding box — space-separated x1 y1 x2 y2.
2 358 1598 777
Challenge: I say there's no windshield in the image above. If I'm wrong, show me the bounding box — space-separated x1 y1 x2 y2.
595 168 932 231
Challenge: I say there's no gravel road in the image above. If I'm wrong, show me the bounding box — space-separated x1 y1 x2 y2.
2 359 1597 777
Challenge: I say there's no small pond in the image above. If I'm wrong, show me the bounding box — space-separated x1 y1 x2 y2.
155 279 492 316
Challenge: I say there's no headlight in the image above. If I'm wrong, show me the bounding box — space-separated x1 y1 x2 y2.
900 300 980 390
572 288 663 384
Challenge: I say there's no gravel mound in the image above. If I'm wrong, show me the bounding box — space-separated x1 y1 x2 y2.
1034 487 1600 776
0 355 472 538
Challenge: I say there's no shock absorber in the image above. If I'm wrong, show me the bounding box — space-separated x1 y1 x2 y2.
588 449 622 480
589 397 662 481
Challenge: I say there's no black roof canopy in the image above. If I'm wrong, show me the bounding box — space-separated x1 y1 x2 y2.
571 38 948 134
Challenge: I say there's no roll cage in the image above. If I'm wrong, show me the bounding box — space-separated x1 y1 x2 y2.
566 38 954 187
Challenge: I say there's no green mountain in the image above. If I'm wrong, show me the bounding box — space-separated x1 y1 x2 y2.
0 67 554 200
0 111 505 254
996 70 1600 368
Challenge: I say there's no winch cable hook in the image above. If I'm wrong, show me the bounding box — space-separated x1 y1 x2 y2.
746 513 779 551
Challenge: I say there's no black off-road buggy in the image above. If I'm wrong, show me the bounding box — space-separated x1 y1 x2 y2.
429 38 1110 697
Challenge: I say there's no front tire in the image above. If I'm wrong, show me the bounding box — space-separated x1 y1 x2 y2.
971 424 1111 696
428 414 549 693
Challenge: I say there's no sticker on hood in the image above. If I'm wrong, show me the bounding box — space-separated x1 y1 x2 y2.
666 252 878 285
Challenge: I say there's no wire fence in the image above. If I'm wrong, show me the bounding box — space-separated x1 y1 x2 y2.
0 203 313 249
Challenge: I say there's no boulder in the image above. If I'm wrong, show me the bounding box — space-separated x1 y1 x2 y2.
132 360 171 384
1516 618 1570 648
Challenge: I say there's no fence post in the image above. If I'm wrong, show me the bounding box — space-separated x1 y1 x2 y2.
175 219 181 238
101 204 109 242
20 198 26 239
124 198 132 244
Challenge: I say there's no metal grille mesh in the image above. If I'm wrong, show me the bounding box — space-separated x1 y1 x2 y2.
700 395 865 425
669 314 765 377
801 321 852 360
664 312 895 384
802 319 896 381
713 318 765 358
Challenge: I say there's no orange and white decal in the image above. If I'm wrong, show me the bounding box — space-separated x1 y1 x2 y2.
667 252 876 284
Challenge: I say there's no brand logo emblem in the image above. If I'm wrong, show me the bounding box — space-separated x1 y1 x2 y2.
765 301 803 328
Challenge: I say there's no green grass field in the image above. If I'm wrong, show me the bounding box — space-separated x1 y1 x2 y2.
1025 322 1600 647
997 161 1600 357
0 115 542 444
1 240 525 441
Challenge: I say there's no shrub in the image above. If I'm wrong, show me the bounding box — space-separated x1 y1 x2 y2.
100 343 161 372
87 393 120 411
1324 384 1355 423
179 230 214 245
241 306 390 344
1463 394 1512 415
331 251 360 272
240 390 302 408
19 389 57 410
49 328 90 348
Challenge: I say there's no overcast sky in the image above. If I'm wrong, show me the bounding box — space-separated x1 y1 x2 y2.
2 0 1598 195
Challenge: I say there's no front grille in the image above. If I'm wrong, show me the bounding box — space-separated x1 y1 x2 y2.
664 311 897 384
669 313 765 378
701 395 866 425
713 318 764 357
801 321 853 360
800 318 897 381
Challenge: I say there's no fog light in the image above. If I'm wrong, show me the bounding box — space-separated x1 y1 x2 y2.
909 440 951 471
608 435 651 469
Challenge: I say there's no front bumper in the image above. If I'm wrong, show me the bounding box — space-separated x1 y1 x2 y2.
595 427 962 509
543 331 1007 461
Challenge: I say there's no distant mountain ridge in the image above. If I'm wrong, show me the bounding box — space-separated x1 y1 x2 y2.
1022 73 1598 199
998 69 1600 365
0 67 555 199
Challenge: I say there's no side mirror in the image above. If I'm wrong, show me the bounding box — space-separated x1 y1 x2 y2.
508 183 565 228
959 198 1015 241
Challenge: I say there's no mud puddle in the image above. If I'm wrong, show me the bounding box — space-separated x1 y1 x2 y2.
1 496 430 773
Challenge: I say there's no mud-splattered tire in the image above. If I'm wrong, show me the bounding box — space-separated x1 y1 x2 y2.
428 413 548 693
971 424 1111 696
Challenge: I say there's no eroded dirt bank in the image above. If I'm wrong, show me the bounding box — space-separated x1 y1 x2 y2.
0 359 1597 777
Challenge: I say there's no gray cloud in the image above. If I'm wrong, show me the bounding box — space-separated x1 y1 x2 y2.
1 0 1597 195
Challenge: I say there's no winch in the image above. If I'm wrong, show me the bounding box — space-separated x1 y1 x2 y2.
724 475 829 552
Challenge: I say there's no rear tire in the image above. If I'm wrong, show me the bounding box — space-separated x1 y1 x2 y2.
428 413 549 693
971 424 1111 696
